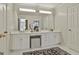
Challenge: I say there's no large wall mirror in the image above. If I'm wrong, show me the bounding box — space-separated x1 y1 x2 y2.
15 3 54 32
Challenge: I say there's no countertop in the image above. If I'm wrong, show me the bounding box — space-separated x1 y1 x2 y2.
9 30 61 35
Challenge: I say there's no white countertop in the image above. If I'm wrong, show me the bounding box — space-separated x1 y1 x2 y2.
9 30 61 34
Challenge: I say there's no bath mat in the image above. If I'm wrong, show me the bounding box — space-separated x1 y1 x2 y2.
23 47 70 55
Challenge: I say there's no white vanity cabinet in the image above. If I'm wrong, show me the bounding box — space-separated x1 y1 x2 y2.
10 32 61 51
10 34 29 50
41 32 61 47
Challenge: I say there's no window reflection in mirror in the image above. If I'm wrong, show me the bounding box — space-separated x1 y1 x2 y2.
18 18 28 31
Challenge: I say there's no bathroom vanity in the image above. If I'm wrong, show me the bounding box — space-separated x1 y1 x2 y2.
9 31 61 51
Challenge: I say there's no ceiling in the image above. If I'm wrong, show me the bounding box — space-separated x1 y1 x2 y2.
15 3 79 15
15 3 64 10
15 3 79 10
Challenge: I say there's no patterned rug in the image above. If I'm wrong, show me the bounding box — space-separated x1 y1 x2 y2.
23 47 70 55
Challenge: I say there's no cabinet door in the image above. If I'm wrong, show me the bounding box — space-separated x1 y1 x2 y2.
46 32 56 45
0 37 7 53
10 34 29 50
42 32 60 47
46 32 60 45
41 33 48 47
22 34 29 49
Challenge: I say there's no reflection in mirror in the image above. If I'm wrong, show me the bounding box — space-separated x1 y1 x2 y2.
18 18 28 31
29 20 39 32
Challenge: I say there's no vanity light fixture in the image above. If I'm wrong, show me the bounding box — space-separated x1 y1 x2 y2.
39 10 52 14
19 8 36 12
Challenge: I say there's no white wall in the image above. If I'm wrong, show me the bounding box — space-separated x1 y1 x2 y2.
55 6 68 45
6 4 18 32
0 4 11 54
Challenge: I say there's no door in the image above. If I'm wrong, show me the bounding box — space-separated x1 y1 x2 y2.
67 6 79 50
69 6 79 51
